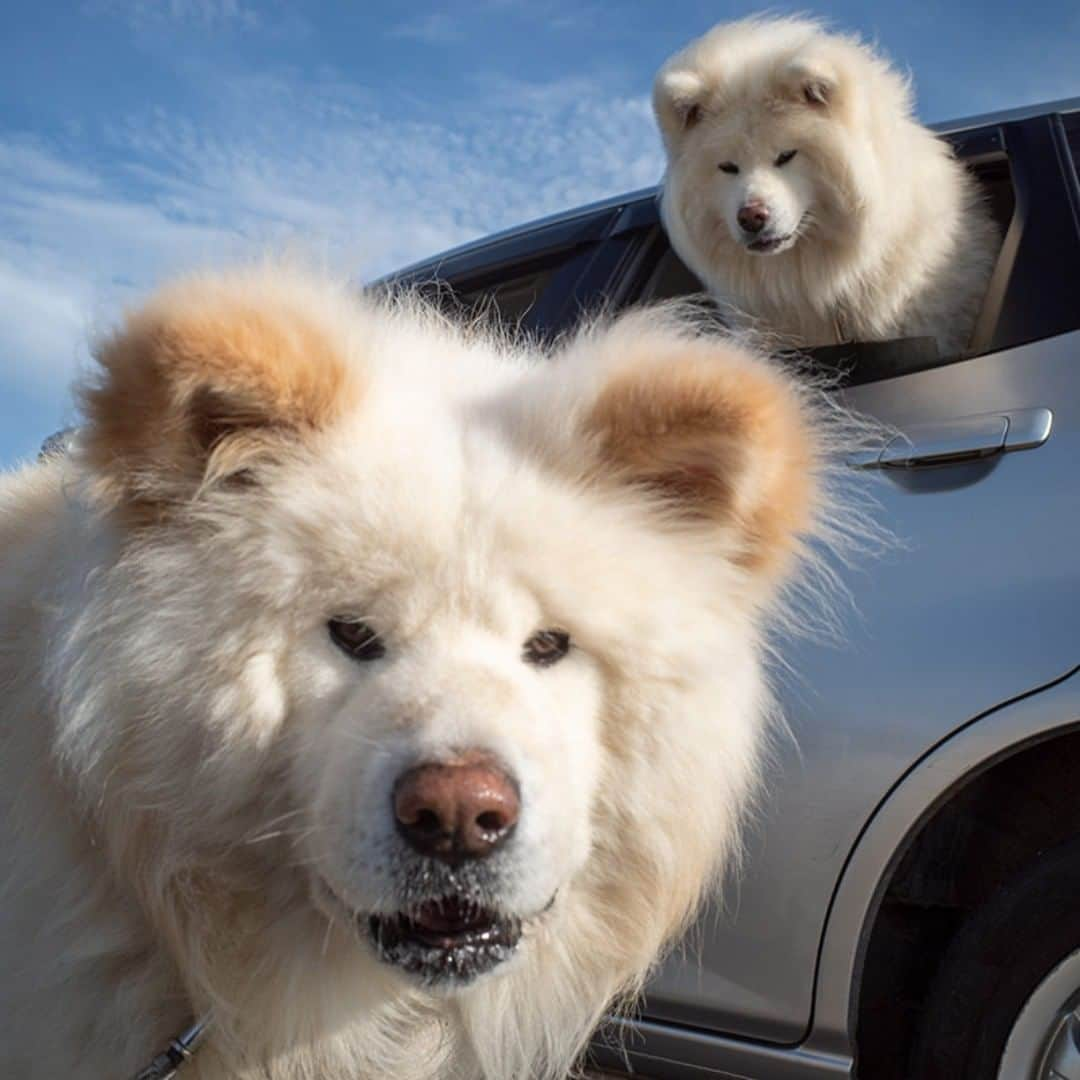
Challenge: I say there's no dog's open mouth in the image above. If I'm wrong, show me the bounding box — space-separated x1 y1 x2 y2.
367 896 523 983
747 233 793 254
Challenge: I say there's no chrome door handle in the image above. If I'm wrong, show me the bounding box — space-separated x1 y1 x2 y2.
849 408 1053 469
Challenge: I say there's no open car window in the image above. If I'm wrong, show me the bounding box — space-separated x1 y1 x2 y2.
619 114 1080 387
627 128 1018 386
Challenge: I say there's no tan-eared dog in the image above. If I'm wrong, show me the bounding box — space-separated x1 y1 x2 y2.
654 16 1000 355
0 266 845 1079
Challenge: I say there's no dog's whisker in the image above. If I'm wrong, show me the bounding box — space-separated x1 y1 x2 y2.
240 822 326 847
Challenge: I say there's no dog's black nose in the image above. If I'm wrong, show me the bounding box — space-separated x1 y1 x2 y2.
393 753 520 863
738 201 770 234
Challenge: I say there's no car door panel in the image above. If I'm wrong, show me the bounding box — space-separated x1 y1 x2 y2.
642 328 1080 1042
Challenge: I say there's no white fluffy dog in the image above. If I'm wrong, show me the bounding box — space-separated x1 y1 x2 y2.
654 16 1000 356
0 267 834 1079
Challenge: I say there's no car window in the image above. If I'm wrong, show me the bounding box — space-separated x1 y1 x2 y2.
639 136 1020 315
638 146 1013 313
615 117 1080 386
639 245 705 304
455 265 554 326
383 207 621 339
441 248 581 333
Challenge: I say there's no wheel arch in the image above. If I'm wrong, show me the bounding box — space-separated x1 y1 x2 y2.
801 662 1080 1066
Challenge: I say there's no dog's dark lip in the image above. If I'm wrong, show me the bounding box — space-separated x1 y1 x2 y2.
316 875 557 984
367 895 524 984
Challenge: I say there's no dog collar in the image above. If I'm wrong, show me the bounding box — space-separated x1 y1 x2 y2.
131 1017 208 1080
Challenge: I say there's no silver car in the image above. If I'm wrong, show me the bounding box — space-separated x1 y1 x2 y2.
377 98 1080 1079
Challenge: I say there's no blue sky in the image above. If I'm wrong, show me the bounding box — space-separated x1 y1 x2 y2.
2 0 1078 467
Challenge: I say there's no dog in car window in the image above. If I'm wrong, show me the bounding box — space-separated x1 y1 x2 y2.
654 16 1000 356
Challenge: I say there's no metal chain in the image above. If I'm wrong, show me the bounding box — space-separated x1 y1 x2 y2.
129 1018 208 1080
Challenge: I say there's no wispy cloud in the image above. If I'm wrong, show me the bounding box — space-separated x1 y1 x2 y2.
0 62 662 427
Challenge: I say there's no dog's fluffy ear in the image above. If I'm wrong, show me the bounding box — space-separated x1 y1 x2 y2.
555 314 821 584
778 53 843 110
653 67 709 145
80 269 363 517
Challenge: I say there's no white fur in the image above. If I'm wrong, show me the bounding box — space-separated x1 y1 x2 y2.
654 16 1000 355
0 267 839 1079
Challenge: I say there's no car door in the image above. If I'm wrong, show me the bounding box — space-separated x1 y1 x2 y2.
596 107 1080 1054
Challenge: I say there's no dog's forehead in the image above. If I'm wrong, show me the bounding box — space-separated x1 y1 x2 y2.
279 406 689 641
703 100 795 156
279 399 555 579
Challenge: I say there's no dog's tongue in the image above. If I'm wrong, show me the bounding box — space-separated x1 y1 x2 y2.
413 897 488 933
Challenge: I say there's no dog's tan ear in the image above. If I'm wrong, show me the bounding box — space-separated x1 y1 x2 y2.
570 319 820 583
653 67 709 145
81 271 362 517
778 54 842 110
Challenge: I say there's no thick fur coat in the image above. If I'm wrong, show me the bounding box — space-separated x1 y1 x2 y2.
1 267 836 1079
654 16 1000 356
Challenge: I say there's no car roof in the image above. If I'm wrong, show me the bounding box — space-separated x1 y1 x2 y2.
376 95 1080 286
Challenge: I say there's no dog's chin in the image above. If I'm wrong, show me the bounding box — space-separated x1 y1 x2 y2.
742 232 799 256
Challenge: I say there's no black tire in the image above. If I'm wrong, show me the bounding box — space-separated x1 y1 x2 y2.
909 838 1080 1078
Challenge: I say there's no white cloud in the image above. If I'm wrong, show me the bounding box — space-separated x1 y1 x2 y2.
0 65 663 410
0 139 103 192
0 134 246 396
0 261 88 387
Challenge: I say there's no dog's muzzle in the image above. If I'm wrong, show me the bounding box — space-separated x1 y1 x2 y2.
353 751 544 985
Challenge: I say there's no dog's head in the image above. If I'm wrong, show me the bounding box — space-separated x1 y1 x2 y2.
654 17 909 265
59 268 826 1069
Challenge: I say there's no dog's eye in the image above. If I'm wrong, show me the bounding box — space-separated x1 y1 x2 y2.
718 161 740 175
523 630 570 668
774 149 798 167
328 619 386 661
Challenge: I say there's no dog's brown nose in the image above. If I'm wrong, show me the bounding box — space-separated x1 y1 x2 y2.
738 201 770 234
393 754 520 863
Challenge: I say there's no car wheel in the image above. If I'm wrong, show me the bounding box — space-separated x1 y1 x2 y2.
909 839 1080 1079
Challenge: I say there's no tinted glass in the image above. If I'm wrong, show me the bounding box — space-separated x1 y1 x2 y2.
639 244 706 304
386 207 622 337
415 243 598 337
453 262 558 327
